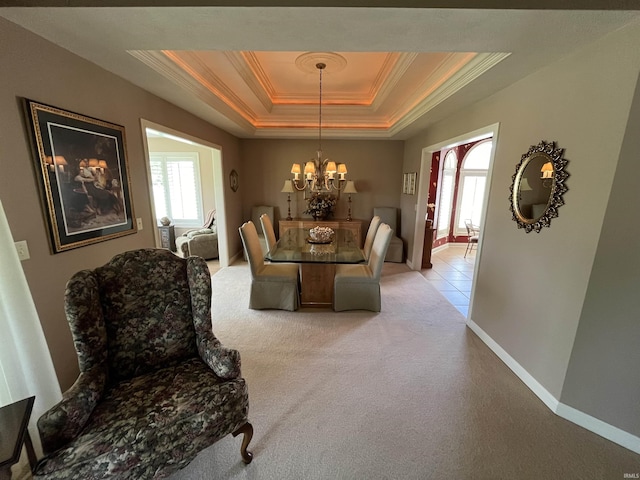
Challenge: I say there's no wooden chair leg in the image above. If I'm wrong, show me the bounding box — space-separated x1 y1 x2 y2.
232 421 254 464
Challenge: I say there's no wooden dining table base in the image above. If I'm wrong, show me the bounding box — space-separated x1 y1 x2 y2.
300 263 336 307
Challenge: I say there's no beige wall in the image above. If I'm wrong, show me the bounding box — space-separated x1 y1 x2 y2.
239 139 404 234
0 18 243 390
404 23 640 436
560 71 640 435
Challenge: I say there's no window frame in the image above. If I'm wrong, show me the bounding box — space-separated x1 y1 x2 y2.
436 150 458 239
149 152 204 228
453 140 492 236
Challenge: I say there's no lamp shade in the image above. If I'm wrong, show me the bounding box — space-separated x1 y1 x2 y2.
337 164 347 174
88 158 99 168
54 156 67 166
540 162 553 179
343 180 358 194
325 161 337 174
281 180 295 193
304 161 316 174
291 163 301 175
98 160 108 169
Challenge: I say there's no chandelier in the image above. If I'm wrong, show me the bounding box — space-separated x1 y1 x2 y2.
290 62 348 193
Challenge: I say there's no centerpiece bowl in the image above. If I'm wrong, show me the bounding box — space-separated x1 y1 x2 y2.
308 226 334 244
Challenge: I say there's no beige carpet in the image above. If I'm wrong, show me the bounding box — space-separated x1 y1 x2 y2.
169 263 640 480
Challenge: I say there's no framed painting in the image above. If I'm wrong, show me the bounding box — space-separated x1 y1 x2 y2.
23 99 136 253
407 172 417 195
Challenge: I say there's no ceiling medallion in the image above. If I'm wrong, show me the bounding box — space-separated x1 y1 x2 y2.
295 52 347 74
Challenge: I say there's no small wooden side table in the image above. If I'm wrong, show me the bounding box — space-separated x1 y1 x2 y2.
0 396 37 480
158 225 176 252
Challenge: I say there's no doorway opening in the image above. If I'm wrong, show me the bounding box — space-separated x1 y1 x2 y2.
411 123 500 318
140 120 230 268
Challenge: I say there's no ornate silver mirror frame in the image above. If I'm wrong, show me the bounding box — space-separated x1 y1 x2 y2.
509 140 569 233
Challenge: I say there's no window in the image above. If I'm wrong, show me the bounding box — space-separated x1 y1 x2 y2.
150 152 203 227
454 140 492 235
436 150 457 238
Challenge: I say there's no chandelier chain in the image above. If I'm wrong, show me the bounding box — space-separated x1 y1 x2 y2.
317 62 325 154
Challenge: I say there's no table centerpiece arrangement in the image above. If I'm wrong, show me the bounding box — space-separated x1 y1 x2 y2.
304 193 337 220
308 226 334 244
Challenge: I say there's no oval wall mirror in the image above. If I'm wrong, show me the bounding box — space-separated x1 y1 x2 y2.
509 140 569 233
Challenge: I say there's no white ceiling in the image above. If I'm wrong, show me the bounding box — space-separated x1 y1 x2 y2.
2 6 639 139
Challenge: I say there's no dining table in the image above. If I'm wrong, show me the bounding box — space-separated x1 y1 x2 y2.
266 227 365 307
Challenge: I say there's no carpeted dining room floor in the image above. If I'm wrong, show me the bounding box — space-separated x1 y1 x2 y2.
169 262 640 480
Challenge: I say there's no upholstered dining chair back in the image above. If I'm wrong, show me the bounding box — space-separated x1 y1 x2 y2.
251 206 274 236
333 224 393 312
368 223 393 279
240 221 266 277
260 213 277 254
373 207 403 262
362 215 381 260
244 206 274 260
239 221 300 311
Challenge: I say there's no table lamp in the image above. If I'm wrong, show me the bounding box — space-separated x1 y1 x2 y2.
343 181 358 221
281 179 295 220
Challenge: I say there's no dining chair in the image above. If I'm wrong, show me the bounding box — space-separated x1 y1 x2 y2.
260 213 277 254
362 215 381 261
239 221 300 311
333 223 393 312
243 206 274 261
464 219 479 258
373 207 403 262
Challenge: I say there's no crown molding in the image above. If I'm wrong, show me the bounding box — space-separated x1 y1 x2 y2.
388 52 510 136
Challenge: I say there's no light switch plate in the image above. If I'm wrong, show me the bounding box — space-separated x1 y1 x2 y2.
15 240 30 261
136 218 143 230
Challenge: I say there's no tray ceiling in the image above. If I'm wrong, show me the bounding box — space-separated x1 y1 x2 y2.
1 6 639 139
129 49 508 138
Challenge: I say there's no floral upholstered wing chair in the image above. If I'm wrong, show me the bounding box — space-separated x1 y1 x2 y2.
33 249 253 479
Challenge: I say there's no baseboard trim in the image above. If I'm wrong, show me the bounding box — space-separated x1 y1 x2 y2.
229 250 243 266
556 403 640 454
465 319 559 411
466 318 640 455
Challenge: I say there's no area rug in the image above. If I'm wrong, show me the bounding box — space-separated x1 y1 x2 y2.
169 264 639 480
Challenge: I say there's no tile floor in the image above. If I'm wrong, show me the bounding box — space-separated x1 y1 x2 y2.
421 244 477 317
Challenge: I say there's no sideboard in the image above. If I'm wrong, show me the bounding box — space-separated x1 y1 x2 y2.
278 219 363 247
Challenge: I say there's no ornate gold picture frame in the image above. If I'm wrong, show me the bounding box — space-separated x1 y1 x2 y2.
24 99 136 253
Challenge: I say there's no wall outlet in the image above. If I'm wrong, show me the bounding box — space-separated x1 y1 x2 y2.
136 218 143 230
15 240 30 261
